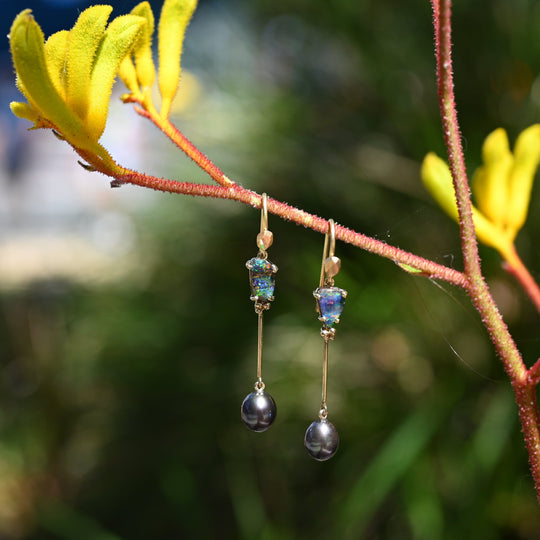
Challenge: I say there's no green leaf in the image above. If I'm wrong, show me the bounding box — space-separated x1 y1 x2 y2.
396 262 425 275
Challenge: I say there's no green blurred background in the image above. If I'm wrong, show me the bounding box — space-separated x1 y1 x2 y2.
1 0 540 538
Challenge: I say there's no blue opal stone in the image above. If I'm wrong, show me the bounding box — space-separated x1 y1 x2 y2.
314 286 347 327
246 257 277 302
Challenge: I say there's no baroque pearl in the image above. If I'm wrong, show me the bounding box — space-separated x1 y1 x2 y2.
241 389 277 432
304 418 339 461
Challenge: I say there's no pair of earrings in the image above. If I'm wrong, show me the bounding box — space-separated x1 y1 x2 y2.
240 194 347 461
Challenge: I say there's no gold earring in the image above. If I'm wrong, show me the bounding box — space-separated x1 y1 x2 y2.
241 194 278 432
305 219 347 460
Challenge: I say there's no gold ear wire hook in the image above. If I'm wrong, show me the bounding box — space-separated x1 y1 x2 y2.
319 219 341 287
328 219 336 259
257 193 273 252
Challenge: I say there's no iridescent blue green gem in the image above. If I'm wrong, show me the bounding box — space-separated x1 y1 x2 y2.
246 257 277 302
314 286 346 327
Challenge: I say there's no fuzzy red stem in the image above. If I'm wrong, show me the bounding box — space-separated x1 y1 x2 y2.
502 246 540 313
432 0 540 500
112 165 467 286
75 136 467 287
135 107 232 187
529 359 540 386
432 0 480 277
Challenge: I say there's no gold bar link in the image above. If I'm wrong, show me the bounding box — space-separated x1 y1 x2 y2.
256 309 264 382
320 335 329 418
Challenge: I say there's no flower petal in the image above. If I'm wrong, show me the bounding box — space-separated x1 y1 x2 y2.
421 153 507 252
45 30 69 100
85 14 146 140
505 124 540 238
10 101 39 123
131 1 156 90
158 0 198 118
9 10 94 150
421 152 459 221
472 128 513 226
119 56 142 97
66 5 113 119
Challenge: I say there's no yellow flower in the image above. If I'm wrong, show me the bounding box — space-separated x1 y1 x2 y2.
10 1 199 173
9 6 146 167
156 0 198 119
119 0 198 119
422 125 540 262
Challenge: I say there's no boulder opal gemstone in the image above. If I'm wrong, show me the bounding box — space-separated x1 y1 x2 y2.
246 257 277 302
314 286 347 327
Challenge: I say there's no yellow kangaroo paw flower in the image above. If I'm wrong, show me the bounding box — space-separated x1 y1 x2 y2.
473 128 513 225
505 124 540 239
45 30 69 100
119 56 142 98
9 10 94 150
131 2 156 91
66 5 113 120
158 0 198 119
10 101 39 123
421 152 508 253
86 14 146 141
422 152 459 221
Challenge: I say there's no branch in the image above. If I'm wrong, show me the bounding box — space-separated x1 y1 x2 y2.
432 0 481 278
75 133 466 287
529 359 540 386
432 0 540 500
432 0 525 379
135 106 234 187
112 164 467 286
502 246 540 313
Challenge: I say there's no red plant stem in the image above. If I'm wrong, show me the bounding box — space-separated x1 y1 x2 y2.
76 146 465 286
433 0 540 499
82 0 540 498
502 246 540 313
529 359 540 386
110 99 469 286
135 106 233 187
432 0 480 278
75 138 468 288
112 165 468 286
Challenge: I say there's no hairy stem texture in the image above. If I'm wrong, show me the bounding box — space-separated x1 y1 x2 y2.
432 0 540 500
78 0 540 502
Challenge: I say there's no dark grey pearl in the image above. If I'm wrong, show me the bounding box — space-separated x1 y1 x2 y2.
304 418 339 461
241 390 277 432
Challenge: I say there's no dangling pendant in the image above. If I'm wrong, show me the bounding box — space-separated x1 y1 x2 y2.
241 194 278 433
304 335 340 460
304 219 346 461
241 381 277 432
304 413 339 461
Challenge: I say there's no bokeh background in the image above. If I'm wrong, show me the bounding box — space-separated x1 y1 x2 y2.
0 0 540 538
